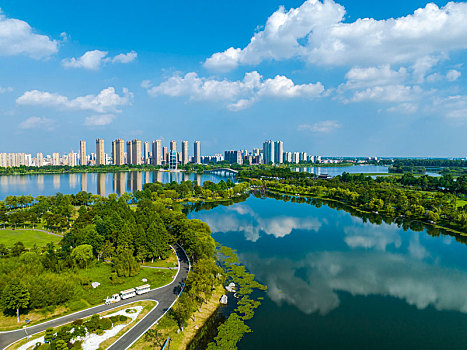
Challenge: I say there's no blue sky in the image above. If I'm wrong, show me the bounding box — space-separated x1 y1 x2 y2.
0 0 466 157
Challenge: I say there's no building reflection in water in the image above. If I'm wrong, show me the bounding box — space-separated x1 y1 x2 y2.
196 174 202 186
69 174 77 189
113 172 125 195
145 172 150 186
53 175 60 190
37 175 44 191
81 173 87 192
156 171 162 183
183 172 190 182
97 173 105 197
134 171 142 192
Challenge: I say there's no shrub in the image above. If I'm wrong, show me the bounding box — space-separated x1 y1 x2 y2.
44 328 55 343
72 319 83 326
109 315 120 323
119 315 128 322
99 318 112 330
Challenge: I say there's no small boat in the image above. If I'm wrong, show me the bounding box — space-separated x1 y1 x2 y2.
220 295 228 304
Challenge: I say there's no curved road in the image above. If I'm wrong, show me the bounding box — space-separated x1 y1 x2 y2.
0 244 190 350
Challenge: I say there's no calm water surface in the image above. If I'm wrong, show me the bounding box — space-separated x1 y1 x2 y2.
0 171 230 199
293 165 440 177
190 196 467 349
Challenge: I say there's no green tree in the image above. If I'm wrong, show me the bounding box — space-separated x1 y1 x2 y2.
44 327 55 343
1 280 30 322
70 244 94 269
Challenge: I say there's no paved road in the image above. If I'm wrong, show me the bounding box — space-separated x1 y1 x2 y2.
0 244 190 350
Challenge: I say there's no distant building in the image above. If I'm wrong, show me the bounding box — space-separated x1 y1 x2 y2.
299 152 307 162
292 152 300 164
194 141 201 164
182 140 189 165
225 150 243 165
152 140 162 166
144 141 150 164
80 140 86 166
126 141 132 165
131 139 142 165
52 152 60 166
68 152 77 167
274 141 284 164
112 139 125 165
162 147 168 164
169 150 178 170
170 140 177 152
263 140 275 164
36 153 44 167
96 138 105 165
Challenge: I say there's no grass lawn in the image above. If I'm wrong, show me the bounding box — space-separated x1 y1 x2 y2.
74 263 175 306
0 229 62 248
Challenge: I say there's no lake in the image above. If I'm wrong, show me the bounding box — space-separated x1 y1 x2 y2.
293 165 441 177
0 171 230 200
189 195 467 349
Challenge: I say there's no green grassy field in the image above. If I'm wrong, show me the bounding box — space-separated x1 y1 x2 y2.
0 229 62 247
73 263 174 306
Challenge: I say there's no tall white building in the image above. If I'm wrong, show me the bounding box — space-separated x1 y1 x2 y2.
194 141 201 164
52 153 60 166
182 140 189 165
263 140 275 164
292 152 300 164
152 140 162 166
274 141 284 164
36 153 44 167
144 141 150 164
80 140 87 166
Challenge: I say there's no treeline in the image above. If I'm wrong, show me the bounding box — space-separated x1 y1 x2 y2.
263 173 467 233
393 159 467 168
238 166 314 180
0 164 163 175
1 189 217 319
135 180 250 202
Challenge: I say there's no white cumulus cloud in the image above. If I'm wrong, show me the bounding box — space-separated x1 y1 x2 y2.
16 87 133 113
145 71 324 110
298 120 341 133
19 116 54 131
0 10 58 59
204 0 467 70
84 114 116 126
62 50 137 70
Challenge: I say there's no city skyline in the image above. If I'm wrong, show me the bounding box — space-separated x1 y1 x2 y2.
1 0 467 157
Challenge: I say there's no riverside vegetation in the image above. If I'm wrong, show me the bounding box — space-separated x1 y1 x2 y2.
0 179 266 350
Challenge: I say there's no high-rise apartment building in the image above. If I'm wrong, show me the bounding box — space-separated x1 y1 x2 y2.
162 147 168 164
80 140 86 166
224 150 243 165
113 139 125 165
144 142 150 164
112 140 116 165
274 141 284 164
68 152 77 167
126 141 132 165
263 140 275 164
131 139 142 165
194 141 201 164
170 140 177 152
169 150 178 170
96 138 105 166
182 140 189 165
36 153 44 167
152 140 162 165
52 152 60 166
0 153 7 167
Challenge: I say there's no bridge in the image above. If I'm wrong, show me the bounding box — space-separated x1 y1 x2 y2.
204 168 238 176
